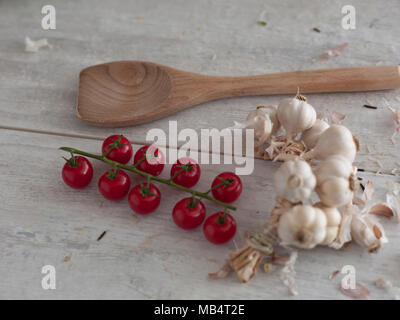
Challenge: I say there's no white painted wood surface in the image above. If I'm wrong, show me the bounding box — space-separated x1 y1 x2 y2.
0 0 399 299
1 130 399 299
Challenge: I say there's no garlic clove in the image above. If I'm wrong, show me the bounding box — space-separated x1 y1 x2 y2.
315 202 341 245
246 108 266 122
324 226 340 246
317 178 353 207
301 119 330 149
251 105 281 136
350 212 387 253
315 155 356 207
246 110 273 147
246 109 272 147
329 206 353 250
315 155 356 181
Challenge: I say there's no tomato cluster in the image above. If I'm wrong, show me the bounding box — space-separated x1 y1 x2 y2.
61 134 243 244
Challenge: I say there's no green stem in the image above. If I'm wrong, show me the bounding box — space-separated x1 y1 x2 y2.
217 211 227 225
133 156 146 168
59 147 236 211
169 167 186 182
205 181 225 195
188 196 200 209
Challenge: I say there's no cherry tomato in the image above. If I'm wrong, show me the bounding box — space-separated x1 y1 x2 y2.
211 172 242 203
172 197 206 230
102 135 132 164
133 145 165 176
203 212 237 244
98 169 131 200
170 157 201 188
62 156 93 189
128 183 161 214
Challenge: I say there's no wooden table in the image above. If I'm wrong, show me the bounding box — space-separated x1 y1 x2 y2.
0 0 399 299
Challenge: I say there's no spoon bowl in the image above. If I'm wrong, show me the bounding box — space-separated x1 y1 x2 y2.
77 61 174 126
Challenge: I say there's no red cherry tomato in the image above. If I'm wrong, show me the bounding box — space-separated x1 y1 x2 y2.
211 172 242 203
62 156 93 189
172 197 206 230
98 169 131 200
102 135 132 164
133 145 165 176
203 212 237 244
170 157 201 188
128 183 161 214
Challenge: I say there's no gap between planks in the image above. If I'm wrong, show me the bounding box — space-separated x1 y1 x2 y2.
0 124 237 158
0 124 397 177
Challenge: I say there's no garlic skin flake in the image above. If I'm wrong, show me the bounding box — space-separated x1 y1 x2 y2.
277 95 316 138
351 211 387 253
25 36 51 53
304 125 357 162
300 119 330 149
315 155 356 207
277 205 327 249
274 159 316 203
315 203 341 245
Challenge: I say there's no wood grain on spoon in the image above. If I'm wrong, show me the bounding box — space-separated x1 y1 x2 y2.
76 61 400 127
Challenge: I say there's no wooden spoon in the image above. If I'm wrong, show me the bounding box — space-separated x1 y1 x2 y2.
77 61 400 127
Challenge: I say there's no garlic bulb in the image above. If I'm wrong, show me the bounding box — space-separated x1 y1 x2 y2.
274 159 316 203
277 94 316 138
303 125 358 162
277 205 327 249
315 203 341 245
251 105 281 136
246 108 266 122
315 155 356 207
351 211 387 253
300 119 329 149
245 109 273 147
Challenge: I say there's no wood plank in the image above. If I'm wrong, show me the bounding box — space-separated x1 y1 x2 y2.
0 0 400 171
0 129 399 299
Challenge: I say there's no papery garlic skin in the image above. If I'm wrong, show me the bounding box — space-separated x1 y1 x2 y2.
300 119 330 149
277 95 316 138
251 105 281 136
245 109 273 147
315 155 356 207
315 203 341 245
304 125 357 162
329 205 353 250
277 205 327 249
274 159 316 203
350 211 387 253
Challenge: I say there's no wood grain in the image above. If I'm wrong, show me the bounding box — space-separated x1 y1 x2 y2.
77 62 400 126
77 61 173 126
1 0 400 299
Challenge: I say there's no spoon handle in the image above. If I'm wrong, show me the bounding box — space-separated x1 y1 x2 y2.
203 66 400 98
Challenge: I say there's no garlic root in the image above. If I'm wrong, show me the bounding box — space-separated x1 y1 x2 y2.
228 245 264 283
277 205 327 249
